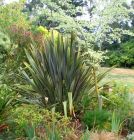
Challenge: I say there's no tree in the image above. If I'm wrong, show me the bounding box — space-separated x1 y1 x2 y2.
101 0 134 68
25 0 134 47
0 1 30 32
25 0 86 33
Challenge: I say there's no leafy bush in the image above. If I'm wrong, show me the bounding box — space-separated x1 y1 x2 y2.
12 104 70 137
83 109 111 130
102 83 134 120
0 2 29 32
0 32 10 49
105 39 134 68
8 25 32 47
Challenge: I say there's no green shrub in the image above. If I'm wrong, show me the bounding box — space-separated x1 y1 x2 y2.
105 51 121 67
0 84 16 123
0 31 25 86
102 83 134 120
105 39 134 68
19 32 108 112
0 2 29 32
83 109 111 130
0 31 11 63
80 128 90 140
24 124 61 140
12 104 70 137
111 111 121 134
124 116 134 133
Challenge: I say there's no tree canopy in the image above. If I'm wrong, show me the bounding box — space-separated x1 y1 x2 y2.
25 0 134 48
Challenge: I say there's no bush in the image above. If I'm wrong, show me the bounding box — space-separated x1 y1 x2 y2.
11 104 70 138
0 31 11 63
19 32 108 112
0 84 16 123
0 2 29 32
83 109 111 130
105 39 134 68
101 83 134 120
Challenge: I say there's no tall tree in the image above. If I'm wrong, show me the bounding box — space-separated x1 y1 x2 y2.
25 0 134 47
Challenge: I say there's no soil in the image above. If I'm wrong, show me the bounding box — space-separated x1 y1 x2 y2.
110 68 134 75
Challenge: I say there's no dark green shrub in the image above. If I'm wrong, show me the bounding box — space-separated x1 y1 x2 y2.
0 84 16 123
0 31 11 63
0 84 17 139
19 32 108 111
105 51 121 67
105 39 134 68
124 117 134 133
82 109 111 130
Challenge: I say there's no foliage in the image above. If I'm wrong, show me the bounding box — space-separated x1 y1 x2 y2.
126 132 134 140
0 84 17 139
0 31 10 50
124 116 134 134
0 1 33 57
25 0 134 47
0 1 45 50
43 123 61 140
24 0 134 69
36 26 49 35
102 82 134 120
25 0 84 29
8 25 32 47
24 123 37 140
0 0 133 139
0 31 11 63
0 2 31 86
82 48 107 68
80 128 90 140
23 122 62 140
83 109 111 130
12 104 70 137
105 39 134 68
19 32 108 111
0 2 29 32
8 25 47 48
111 111 121 134
0 84 14 113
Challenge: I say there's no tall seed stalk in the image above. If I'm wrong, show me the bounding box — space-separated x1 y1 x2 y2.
92 67 102 110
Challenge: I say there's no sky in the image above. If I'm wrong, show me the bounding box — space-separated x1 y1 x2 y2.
4 0 133 4
4 0 18 3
